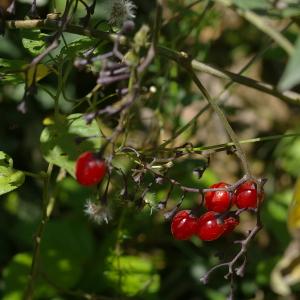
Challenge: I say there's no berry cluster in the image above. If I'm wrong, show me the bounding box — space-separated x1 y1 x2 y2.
171 181 262 241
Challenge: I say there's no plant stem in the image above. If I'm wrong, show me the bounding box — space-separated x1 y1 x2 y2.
173 132 300 153
5 19 300 105
159 49 251 175
23 164 53 300
190 67 251 176
214 0 294 55
189 59 300 105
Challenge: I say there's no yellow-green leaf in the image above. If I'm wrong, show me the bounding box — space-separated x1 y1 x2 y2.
288 178 300 234
0 151 25 196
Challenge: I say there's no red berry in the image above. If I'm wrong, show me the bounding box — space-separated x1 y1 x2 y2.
205 182 231 213
234 181 262 209
75 151 107 186
197 211 224 241
171 210 198 240
223 216 239 235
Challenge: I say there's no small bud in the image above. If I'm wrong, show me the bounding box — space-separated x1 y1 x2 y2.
122 20 135 34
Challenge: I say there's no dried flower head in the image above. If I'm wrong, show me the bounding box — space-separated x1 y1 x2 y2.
84 200 111 224
108 0 136 27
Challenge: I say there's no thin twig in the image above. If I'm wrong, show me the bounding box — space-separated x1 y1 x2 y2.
23 164 53 300
163 50 251 175
5 19 300 104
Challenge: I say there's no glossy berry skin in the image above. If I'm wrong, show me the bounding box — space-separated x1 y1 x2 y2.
223 216 239 235
197 211 224 241
205 182 231 213
171 210 198 240
234 181 262 209
75 151 107 186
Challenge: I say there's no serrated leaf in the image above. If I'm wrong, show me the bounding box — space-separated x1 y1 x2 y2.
0 151 25 196
21 29 48 56
279 36 300 91
40 114 103 177
104 255 160 296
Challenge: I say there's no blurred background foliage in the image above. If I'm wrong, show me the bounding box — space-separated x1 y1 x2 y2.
1 0 300 299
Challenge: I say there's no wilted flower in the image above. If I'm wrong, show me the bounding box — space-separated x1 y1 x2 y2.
84 200 111 224
108 0 136 27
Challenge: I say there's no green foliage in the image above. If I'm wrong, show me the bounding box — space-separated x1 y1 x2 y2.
0 151 25 196
2 253 33 300
21 30 48 56
0 58 25 84
275 133 300 176
279 36 300 91
40 218 94 289
1 1 300 300
40 114 103 177
60 37 99 58
232 0 271 10
104 255 160 297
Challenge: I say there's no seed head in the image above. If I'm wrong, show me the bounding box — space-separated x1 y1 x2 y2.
84 200 111 224
108 0 136 27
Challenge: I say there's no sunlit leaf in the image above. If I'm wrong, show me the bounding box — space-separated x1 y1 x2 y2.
2 253 32 300
0 151 25 196
104 255 160 296
21 29 48 56
288 178 300 234
40 113 103 177
0 58 53 85
24 64 53 86
2 253 56 299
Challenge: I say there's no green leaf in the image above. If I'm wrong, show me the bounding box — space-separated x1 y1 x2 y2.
0 58 26 84
0 59 52 85
40 219 94 289
0 58 25 70
232 0 271 10
2 253 32 300
2 253 56 299
0 151 25 196
278 36 300 91
60 37 97 57
40 114 103 177
104 255 160 296
278 1 300 17
21 29 48 56
275 132 300 176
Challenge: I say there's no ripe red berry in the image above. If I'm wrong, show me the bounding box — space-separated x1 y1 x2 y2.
234 181 262 209
197 211 224 241
223 216 239 235
75 151 107 186
171 210 198 240
205 182 231 213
